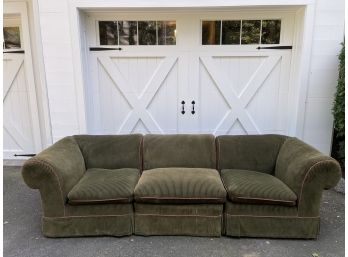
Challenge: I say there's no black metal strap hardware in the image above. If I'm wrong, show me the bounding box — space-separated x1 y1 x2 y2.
257 46 292 50
191 100 195 114
181 101 185 114
89 47 122 51
3 50 25 54
14 154 36 157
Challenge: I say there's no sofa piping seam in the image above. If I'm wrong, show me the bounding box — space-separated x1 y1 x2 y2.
43 214 132 219
136 196 224 200
230 195 296 203
135 213 222 218
27 158 66 216
68 198 130 202
225 213 319 219
297 159 339 215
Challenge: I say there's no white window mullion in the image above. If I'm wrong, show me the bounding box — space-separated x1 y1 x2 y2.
156 21 158 45
117 21 120 46
259 20 263 44
136 21 139 45
239 20 242 45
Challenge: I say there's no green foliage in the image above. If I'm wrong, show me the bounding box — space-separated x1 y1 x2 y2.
333 43 345 137
332 42 345 168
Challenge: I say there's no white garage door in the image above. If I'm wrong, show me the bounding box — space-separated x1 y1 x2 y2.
85 10 295 135
3 6 41 159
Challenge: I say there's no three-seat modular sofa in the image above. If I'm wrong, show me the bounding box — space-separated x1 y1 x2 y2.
21 134 341 238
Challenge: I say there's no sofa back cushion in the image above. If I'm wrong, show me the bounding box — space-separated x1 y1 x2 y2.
143 134 216 170
74 134 142 170
216 134 287 174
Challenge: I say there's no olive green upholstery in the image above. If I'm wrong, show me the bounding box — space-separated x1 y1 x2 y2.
74 134 142 170
22 135 142 237
218 135 341 239
22 134 341 239
217 134 287 174
135 134 223 236
275 137 342 217
143 134 216 170
68 168 140 205
134 203 223 236
221 169 297 206
134 168 226 204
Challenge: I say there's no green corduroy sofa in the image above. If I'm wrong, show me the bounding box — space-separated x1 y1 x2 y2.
21 134 341 238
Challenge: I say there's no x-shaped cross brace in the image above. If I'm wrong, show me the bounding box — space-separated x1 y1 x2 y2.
99 56 178 134
200 55 281 134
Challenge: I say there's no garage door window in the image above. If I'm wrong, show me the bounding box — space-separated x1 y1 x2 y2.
202 19 281 45
3 26 21 49
98 20 176 46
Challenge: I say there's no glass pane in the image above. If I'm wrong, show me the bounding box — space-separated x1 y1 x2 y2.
241 20 261 45
222 21 240 45
118 21 137 45
202 21 221 45
261 20 281 44
99 21 118 45
158 21 176 45
138 21 156 45
3 27 21 49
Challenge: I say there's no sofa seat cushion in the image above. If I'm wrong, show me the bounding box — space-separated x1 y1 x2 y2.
221 169 297 206
134 168 226 204
68 168 140 205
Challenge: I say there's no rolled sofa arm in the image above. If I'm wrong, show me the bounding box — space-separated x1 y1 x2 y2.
22 136 85 217
275 137 341 217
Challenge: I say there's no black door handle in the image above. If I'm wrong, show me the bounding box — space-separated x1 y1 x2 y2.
191 101 195 114
181 101 185 114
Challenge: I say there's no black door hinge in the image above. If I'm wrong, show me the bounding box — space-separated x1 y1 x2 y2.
257 46 292 50
14 154 36 157
89 47 122 51
3 50 25 54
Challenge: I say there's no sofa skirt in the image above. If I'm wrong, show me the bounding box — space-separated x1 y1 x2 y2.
224 201 320 239
42 203 134 237
134 203 223 237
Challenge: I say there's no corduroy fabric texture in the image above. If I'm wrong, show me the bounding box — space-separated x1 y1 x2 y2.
134 203 223 236
74 134 142 170
68 168 140 205
217 134 287 173
225 201 298 217
42 214 134 237
224 214 320 239
275 137 341 216
22 136 85 217
134 168 226 204
143 134 216 170
65 203 133 216
21 135 140 237
221 169 297 206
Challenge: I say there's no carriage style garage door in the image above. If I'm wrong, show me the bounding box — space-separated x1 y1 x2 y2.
3 4 42 159
85 10 295 135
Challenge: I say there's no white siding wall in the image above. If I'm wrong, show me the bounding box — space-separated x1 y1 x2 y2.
36 0 344 154
302 0 345 154
37 0 80 142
